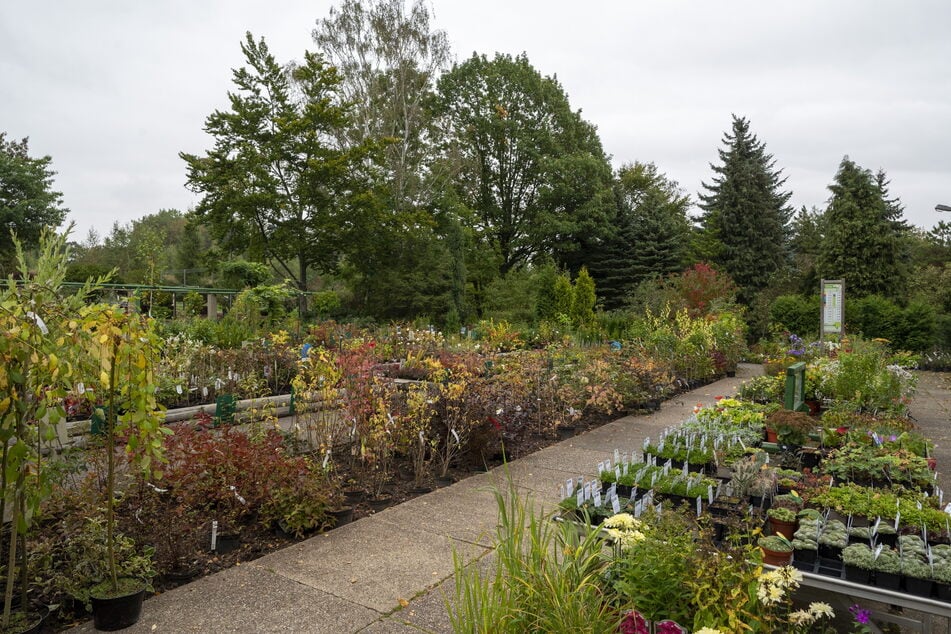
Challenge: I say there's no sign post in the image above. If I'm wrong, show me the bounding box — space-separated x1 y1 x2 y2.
820 279 844 345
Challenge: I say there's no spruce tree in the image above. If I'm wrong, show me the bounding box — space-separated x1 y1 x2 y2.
587 162 691 310
698 115 792 305
818 157 908 298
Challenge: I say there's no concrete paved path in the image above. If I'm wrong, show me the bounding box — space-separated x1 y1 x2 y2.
70 366 949 633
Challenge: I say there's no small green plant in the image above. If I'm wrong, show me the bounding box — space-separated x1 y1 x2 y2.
841 543 874 570
759 534 793 552
767 507 797 522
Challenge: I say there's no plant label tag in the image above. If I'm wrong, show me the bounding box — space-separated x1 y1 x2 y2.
612 496 621 514
764 453 770 464
322 450 330 469
894 513 901 531
76 382 85 394
614 448 620 465
576 488 584 507
623 462 629 475
643 437 650 450
605 458 612 471
874 544 884 559
609 483 617 500
566 478 574 494
622 452 628 465
696 496 703 517
664 459 672 474
559 484 565 500
451 428 460 444
597 461 605 474
203 386 209 398
708 485 714 505
944 503 951 516
593 489 602 507
176 384 183 394
615 466 621 481
873 517 881 534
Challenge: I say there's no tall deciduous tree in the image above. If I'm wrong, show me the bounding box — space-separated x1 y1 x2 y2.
0 133 68 264
312 0 451 213
180 33 379 302
434 52 614 274
588 162 692 310
818 156 909 298
698 115 792 304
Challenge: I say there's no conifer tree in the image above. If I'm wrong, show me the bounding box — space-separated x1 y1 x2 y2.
818 157 908 298
587 162 691 310
698 116 792 305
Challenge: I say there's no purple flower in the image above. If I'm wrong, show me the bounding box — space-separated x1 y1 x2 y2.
849 604 871 624
620 610 649 634
889 435 898 442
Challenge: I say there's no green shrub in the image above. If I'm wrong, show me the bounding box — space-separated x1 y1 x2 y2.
768 294 819 336
849 295 901 342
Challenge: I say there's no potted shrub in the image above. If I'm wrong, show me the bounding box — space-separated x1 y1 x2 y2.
78 305 168 630
0 231 102 631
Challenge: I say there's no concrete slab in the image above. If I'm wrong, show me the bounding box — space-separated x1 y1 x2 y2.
372 482 501 547
255 519 488 613
70 562 381 633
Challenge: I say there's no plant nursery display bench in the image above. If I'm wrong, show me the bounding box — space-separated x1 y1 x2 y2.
790 566 951 634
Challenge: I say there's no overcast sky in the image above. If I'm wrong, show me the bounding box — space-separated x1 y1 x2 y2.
3 1 950 242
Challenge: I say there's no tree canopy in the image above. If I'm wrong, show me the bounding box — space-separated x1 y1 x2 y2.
818 156 909 298
0 133 68 265
434 52 614 275
587 162 692 310
180 33 380 296
698 115 792 305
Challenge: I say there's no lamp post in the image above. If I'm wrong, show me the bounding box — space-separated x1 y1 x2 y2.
937 204 951 212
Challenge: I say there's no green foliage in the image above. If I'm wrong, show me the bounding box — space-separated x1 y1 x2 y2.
0 133 68 264
220 259 271 289
698 116 793 305
848 295 936 351
587 162 692 310
52 518 156 611
572 267 596 325
435 52 614 275
182 33 381 295
447 479 618 633
769 294 819 336
231 283 296 330
818 157 909 299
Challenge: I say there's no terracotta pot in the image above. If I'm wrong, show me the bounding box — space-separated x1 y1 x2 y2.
769 517 798 539
760 545 793 566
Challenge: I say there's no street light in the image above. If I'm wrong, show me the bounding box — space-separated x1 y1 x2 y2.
937 204 951 212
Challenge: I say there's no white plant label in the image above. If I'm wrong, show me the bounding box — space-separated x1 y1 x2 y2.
576 488 584 507
708 485 714 505
612 496 621 514
696 496 702 517
76 382 85 394
176 384 183 394
614 448 620 465
202 386 209 398
593 489 602 507
566 478 574 494
451 428 460 444
615 466 621 481
559 484 565 500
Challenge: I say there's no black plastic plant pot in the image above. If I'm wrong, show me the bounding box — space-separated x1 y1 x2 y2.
91 586 146 631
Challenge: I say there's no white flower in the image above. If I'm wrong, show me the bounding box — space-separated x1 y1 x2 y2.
809 601 834 618
788 610 814 625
